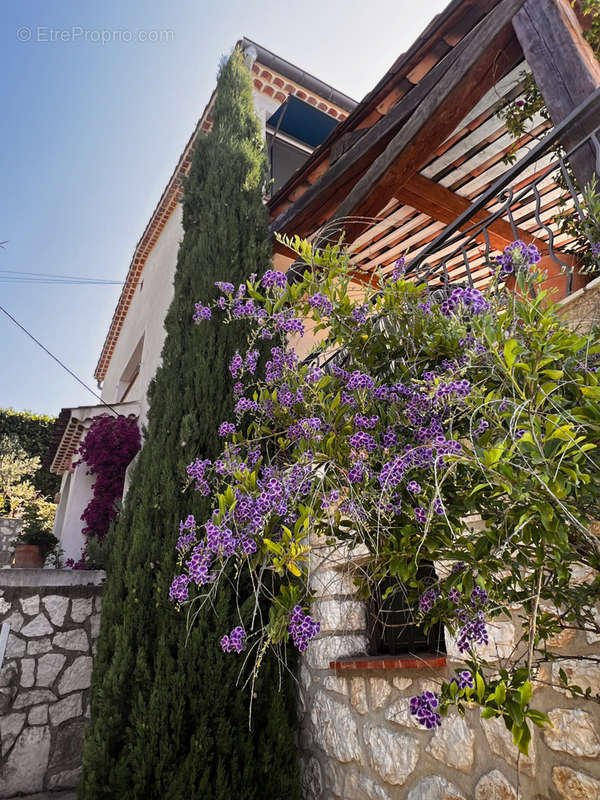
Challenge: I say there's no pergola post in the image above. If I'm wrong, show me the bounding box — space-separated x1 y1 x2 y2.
513 0 600 188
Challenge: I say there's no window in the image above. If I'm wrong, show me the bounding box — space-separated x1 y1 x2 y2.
366 565 446 656
117 335 144 402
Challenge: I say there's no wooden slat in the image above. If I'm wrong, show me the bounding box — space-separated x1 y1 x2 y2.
396 173 536 250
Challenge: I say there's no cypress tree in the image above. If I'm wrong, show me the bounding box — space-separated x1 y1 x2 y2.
79 49 300 800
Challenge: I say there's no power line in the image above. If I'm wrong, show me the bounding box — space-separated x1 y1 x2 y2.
0 269 123 286
0 302 120 417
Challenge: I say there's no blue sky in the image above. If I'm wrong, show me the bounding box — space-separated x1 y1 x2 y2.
1 0 448 417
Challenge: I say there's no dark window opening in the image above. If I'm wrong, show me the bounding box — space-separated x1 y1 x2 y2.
366 565 446 656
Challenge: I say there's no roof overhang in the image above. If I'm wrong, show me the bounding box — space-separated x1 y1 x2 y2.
44 401 140 476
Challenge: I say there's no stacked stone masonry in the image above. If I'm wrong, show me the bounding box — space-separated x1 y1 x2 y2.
0 520 19 570
0 570 104 798
300 536 600 799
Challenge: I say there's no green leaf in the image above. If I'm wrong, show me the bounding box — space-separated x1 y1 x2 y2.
504 339 519 369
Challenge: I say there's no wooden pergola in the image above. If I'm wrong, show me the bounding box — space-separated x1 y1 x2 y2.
268 0 600 297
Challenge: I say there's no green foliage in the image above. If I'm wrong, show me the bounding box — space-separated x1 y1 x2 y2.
0 434 56 529
0 408 60 498
17 503 60 563
79 48 300 800
177 234 600 756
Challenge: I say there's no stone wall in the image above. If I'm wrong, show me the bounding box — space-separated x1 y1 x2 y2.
559 274 600 333
0 569 104 798
300 537 600 799
0 519 20 569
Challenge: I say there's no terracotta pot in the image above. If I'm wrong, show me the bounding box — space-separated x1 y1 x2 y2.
12 544 43 569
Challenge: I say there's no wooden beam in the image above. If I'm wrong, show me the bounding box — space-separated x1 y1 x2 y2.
330 0 528 235
269 26 475 238
395 173 536 251
513 0 600 188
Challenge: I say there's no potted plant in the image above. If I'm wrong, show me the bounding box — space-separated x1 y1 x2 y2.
12 505 59 568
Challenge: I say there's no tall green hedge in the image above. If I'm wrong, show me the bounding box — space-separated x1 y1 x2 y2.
79 48 300 800
0 408 60 498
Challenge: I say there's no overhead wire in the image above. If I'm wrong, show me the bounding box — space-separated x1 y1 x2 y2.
0 302 120 417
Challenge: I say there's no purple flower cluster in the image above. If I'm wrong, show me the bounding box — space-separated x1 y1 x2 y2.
308 292 333 316
229 351 243 378
410 691 441 728
265 346 298 383
221 626 247 653
391 257 406 281
193 303 212 322
497 240 541 275
169 574 190 603
407 480 421 494
215 281 235 294
354 413 379 429
186 458 211 495
218 421 236 437
457 611 489 652
289 606 320 652
177 515 197 552
419 587 438 612
261 269 287 290
245 350 260 374
440 287 489 318
414 506 427 524
349 431 377 453
454 669 474 690
351 304 369 325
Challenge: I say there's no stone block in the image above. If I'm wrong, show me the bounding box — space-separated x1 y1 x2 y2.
385 697 419 728
0 724 50 796
48 766 82 790
302 756 323 800
43 594 69 626
552 765 600 799
309 569 357 597
342 768 392 800
322 674 347 695
27 636 51 655
553 659 600 698
0 597 10 615
0 712 25 756
71 597 93 622
5 633 25 658
49 719 85 769
53 628 89 651
58 655 93 694
545 708 600 757
90 613 101 639
37 652 67 687
482 715 535 775
12 688 56 709
363 722 419 785
393 676 413 691
304 634 367 670
426 712 474 772
49 692 83 727
309 689 361 763
369 678 392 710
21 613 53 637
19 595 39 616
311 598 366 632
0 661 17 688
28 703 49 725
349 677 368 714
5 611 24 633
475 769 517 800
407 776 465 800
20 658 35 688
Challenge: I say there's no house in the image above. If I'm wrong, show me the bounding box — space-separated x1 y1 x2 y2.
42 1 600 795
45 40 356 563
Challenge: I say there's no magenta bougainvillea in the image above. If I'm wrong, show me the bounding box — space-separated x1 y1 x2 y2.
77 414 141 541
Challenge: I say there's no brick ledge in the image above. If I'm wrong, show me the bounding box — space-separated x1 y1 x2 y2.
329 653 447 671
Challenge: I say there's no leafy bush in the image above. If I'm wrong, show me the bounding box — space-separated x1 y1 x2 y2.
173 236 600 753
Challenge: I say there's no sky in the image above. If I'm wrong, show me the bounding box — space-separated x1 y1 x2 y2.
1 0 449 417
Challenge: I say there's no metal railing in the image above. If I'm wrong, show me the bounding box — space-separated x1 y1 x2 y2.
403 89 600 297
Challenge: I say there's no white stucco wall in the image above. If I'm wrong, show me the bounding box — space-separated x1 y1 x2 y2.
100 88 282 428
100 205 182 426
